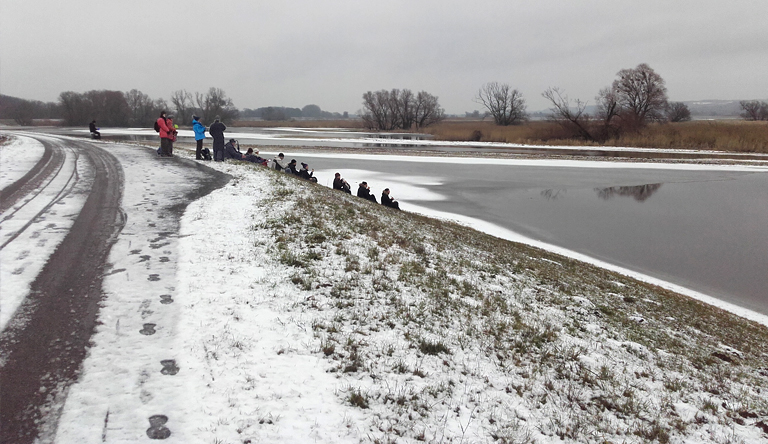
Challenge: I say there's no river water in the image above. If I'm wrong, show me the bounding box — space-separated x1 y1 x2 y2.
295 155 768 316
50 128 768 316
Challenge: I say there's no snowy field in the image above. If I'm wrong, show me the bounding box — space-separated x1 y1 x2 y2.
2 134 767 443
78 127 768 158
59 143 768 443
0 135 92 330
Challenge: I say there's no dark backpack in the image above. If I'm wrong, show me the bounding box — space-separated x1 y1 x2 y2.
153 120 160 132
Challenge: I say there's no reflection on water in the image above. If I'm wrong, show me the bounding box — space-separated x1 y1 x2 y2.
595 184 663 202
541 189 568 200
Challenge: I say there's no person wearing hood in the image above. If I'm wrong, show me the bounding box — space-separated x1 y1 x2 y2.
380 188 400 210
209 116 226 161
89 120 101 139
299 162 317 182
223 139 243 160
357 181 376 202
192 115 206 160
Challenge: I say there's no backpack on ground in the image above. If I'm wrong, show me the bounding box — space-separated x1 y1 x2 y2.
201 148 212 160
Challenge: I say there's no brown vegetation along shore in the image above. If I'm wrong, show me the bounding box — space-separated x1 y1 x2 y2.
232 118 768 154
422 119 768 153
231 119 365 129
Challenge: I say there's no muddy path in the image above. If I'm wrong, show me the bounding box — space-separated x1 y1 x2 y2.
0 135 229 443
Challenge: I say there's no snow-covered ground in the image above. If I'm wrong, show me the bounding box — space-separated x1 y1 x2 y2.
0 135 45 189
78 127 768 158
2 134 767 443
60 144 768 443
0 135 92 330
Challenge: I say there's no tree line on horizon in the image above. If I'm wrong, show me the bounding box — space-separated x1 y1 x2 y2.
473 63 768 142
1 64 766 130
0 89 347 127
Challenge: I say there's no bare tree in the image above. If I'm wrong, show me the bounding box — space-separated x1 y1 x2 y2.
361 89 444 131
59 90 130 126
542 87 595 141
59 91 90 126
666 102 692 122
170 89 194 125
414 91 444 129
595 87 620 125
195 88 238 123
739 100 768 121
124 89 159 126
611 63 668 126
361 90 394 130
476 82 527 126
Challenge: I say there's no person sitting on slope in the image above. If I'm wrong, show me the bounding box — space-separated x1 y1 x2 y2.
333 172 351 194
356 181 376 203
299 162 318 182
380 188 400 210
223 139 243 160
244 148 266 165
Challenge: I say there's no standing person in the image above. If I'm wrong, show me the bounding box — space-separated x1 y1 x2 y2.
357 181 376 202
89 120 101 139
380 188 400 210
192 115 206 160
333 172 351 194
165 114 177 157
209 116 226 161
155 111 172 157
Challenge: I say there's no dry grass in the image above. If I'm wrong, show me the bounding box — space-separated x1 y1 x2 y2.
238 118 768 153
425 119 768 153
248 168 768 442
231 119 364 129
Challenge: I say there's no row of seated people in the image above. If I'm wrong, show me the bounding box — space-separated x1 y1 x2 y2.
270 152 317 182
220 143 315 181
333 173 400 210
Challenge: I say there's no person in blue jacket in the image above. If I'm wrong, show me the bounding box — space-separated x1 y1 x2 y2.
192 115 206 160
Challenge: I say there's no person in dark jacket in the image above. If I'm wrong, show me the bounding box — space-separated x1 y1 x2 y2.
299 162 317 182
357 181 376 202
285 159 300 175
209 116 226 161
333 172 351 194
223 139 243 160
380 188 400 210
244 148 266 165
89 120 101 139
192 115 206 160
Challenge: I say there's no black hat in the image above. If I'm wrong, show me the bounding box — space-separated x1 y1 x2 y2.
229 139 236 143
192 115 199 120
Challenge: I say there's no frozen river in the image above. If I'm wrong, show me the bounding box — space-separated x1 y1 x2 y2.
296 154 768 316
33 128 768 317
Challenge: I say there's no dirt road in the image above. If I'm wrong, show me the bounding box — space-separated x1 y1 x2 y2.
0 134 229 443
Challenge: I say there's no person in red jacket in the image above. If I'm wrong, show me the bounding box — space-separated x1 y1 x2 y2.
156 111 172 157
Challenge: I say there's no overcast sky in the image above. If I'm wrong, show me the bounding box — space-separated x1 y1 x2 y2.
2 0 767 114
